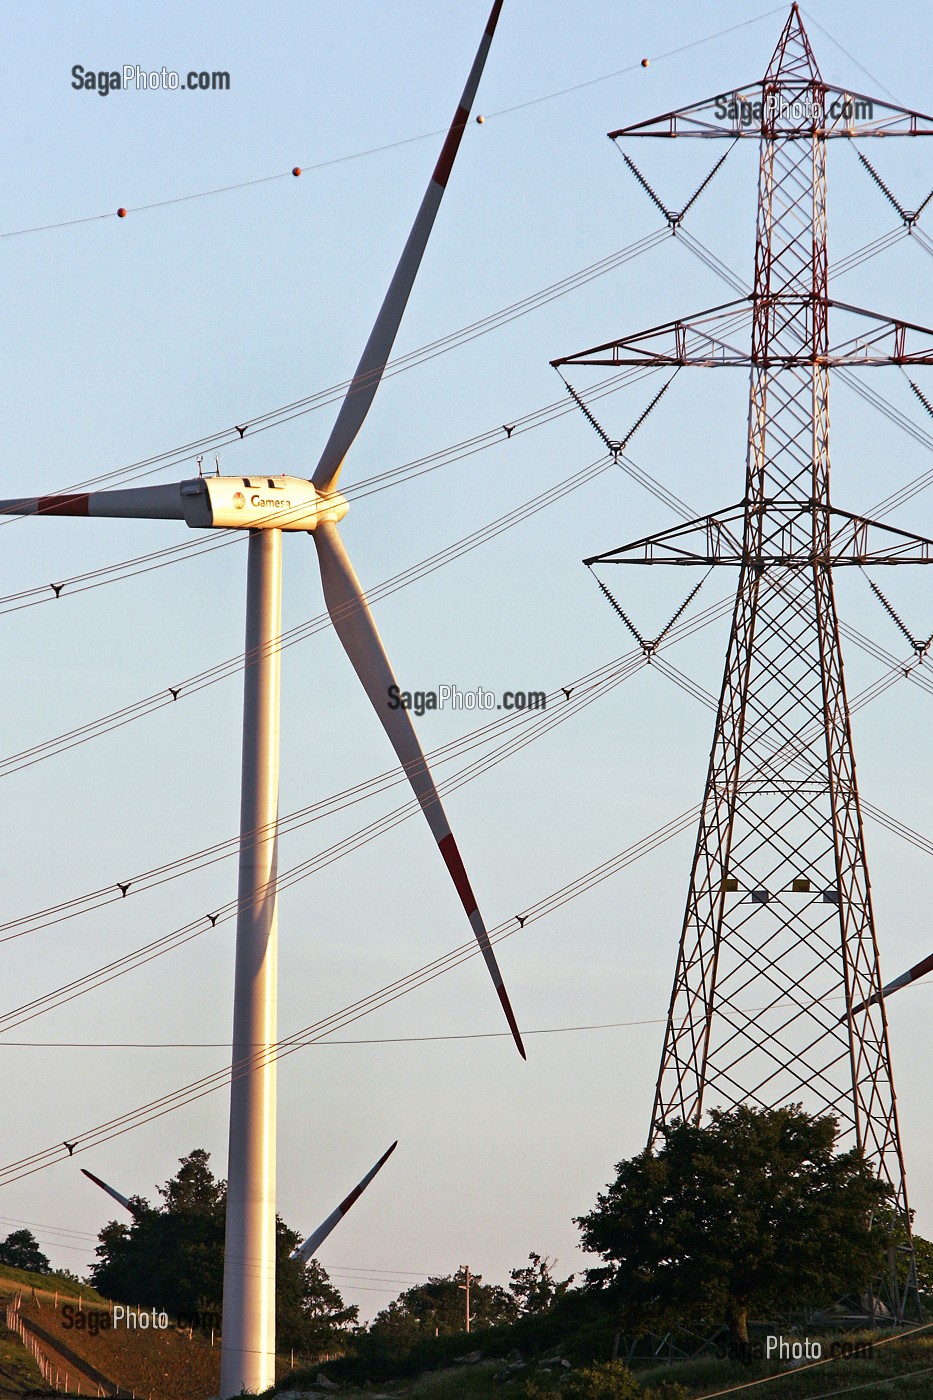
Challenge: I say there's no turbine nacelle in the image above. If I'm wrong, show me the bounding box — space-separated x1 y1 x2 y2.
183 475 349 531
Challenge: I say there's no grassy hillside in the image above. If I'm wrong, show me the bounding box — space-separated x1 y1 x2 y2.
0 1262 107 1305
12 1296 304 1400
0 1319 45 1396
268 1337 933 1400
269 1323 933 1400
14 1294 219 1400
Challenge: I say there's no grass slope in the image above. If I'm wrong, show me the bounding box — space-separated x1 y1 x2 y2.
15 1296 219 1400
0 1321 45 1397
12 1297 308 1400
0 1262 108 1305
269 1324 933 1400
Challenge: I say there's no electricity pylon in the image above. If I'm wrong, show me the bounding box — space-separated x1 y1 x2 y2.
555 5 933 1319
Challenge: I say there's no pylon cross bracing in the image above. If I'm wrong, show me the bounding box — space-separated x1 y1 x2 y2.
554 4 933 1321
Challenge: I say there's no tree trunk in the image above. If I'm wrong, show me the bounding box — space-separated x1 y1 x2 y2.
729 1304 749 1347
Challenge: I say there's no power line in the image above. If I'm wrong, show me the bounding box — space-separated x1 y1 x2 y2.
0 601 734 1034
0 361 666 619
5 630 933 1186
0 449 613 776
1 231 667 519
0 814 702 1186
1 9 787 242
0 1213 98 1242
8 541 933 1026
0 1018 672 1050
0 360 694 779
0 644 660 942
9 986 928 1049
798 9 903 106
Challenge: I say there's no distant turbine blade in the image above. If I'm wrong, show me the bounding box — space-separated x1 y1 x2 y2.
291 1141 398 1266
311 0 505 495
0 483 187 521
81 1167 135 1215
313 521 525 1057
844 950 933 1018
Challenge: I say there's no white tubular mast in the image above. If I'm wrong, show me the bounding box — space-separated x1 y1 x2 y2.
220 527 282 1398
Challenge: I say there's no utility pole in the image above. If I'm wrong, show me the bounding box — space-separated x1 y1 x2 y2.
555 3 933 1321
459 1266 471 1333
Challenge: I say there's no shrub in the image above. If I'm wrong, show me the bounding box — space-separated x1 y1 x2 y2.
563 1361 643 1400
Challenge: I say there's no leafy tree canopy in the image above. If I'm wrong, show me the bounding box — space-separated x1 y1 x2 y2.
509 1252 575 1314
88 1148 357 1353
0 1228 52 1275
912 1234 933 1299
576 1104 893 1343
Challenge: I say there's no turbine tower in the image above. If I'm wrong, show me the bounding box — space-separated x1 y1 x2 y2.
555 5 933 1318
2 5 520 1394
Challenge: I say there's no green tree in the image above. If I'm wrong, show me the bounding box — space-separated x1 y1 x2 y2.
576 1104 892 1344
277 1251 359 1353
0 1228 51 1275
90 1152 223 1316
509 1252 575 1314
910 1234 932 1294
89 1148 357 1353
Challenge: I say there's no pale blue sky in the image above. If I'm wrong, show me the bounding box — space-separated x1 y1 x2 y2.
1 1 931 1320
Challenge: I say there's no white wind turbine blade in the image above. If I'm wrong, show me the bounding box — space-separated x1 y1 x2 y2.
311 0 505 496
81 1167 136 1215
844 949 933 1018
313 520 525 1057
0 477 347 532
0 484 187 520
291 1141 398 1267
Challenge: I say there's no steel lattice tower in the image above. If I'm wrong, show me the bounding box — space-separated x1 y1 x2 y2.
555 6 933 1319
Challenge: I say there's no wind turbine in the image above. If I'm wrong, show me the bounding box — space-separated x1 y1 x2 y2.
4 5 519 1394
81 1139 398 1264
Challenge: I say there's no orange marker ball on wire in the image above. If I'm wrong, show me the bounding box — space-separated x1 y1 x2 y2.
117 207 127 217
641 58 650 68
291 166 301 177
